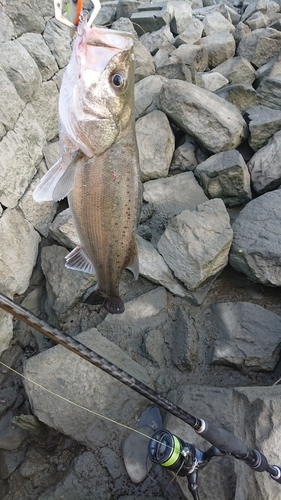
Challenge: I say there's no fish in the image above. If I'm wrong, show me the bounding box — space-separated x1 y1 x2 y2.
33 15 142 314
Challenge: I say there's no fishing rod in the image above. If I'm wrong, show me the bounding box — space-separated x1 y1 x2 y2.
1 293 281 499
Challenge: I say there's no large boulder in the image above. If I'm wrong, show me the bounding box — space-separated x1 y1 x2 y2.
247 130 281 194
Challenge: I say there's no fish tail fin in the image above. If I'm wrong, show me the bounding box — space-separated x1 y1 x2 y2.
84 286 125 314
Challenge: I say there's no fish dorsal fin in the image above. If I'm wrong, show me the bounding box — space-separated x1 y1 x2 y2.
126 242 139 280
65 245 95 275
33 151 81 202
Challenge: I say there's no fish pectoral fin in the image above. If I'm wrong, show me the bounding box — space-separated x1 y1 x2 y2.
53 150 83 201
126 244 139 280
65 245 95 274
33 151 82 202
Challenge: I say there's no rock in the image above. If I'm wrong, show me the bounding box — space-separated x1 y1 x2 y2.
0 66 25 139
165 385 236 500
111 16 138 38
0 411 28 451
0 40 42 103
229 190 281 285
233 386 281 500
122 425 154 483
3 0 45 37
19 161 58 237
134 40 155 82
216 83 258 112
0 310 13 357
43 19 71 69
140 25 174 55
49 208 77 248
0 448 26 479
136 235 188 297
170 1 193 35
143 172 208 217
247 130 281 194
256 75 281 110
246 11 268 30
24 329 154 447
158 199 233 290
245 105 281 151
18 33 59 81
43 141 60 169
100 446 124 480
194 149 252 207
211 302 281 372
38 451 111 500
168 44 208 72
237 31 281 68
241 0 269 23
200 71 229 91
173 18 204 46
41 245 96 318
136 110 175 181
158 80 247 153
233 20 252 44
203 10 235 35
134 75 167 120
94 1 117 25
211 55 257 84
170 135 198 172
131 4 174 35
31 81 59 141
97 287 168 360
116 0 140 19
171 305 199 371
0 104 46 208
153 42 176 67
0 209 41 296
156 62 203 85
0 5 16 42
143 329 166 367
195 30 236 68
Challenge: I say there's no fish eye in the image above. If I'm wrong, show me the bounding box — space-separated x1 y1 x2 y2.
110 72 127 92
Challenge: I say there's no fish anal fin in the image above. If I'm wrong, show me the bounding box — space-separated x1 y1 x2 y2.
126 242 139 280
65 245 95 275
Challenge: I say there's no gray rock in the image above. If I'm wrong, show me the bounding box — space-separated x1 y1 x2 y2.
157 199 233 290
0 411 28 451
49 208 77 248
237 31 281 68
0 209 41 296
170 135 198 172
203 10 236 35
136 110 175 181
140 25 174 55
194 149 252 207
229 190 281 285
134 75 167 120
241 0 268 23
41 245 96 318
156 62 203 85
256 75 281 110
211 55 257 84
233 386 281 500
158 80 248 153
137 235 188 297
143 329 166 367
171 305 199 371
0 66 25 138
245 105 281 151
153 42 175 67
173 17 204 46
132 2 174 35
233 20 252 44
168 44 208 72
248 130 281 194
0 40 42 103
200 71 229 91
211 302 281 372
3 0 45 36
246 11 268 30
43 140 60 169
94 2 117 25
195 30 236 68
100 446 124 480
0 448 26 479
122 425 154 483
0 310 13 357
31 81 59 141
215 83 258 112
19 161 58 237
165 385 236 500
170 1 193 35
24 329 154 447
43 19 72 69
111 16 138 38
134 40 156 82
143 172 208 217
116 0 140 19
38 451 111 500
0 5 16 42
0 104 46 208
18 33 59 81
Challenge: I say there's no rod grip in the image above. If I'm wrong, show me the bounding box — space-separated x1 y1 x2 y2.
196 420 249 456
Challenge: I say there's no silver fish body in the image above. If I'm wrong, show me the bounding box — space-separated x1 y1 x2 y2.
33 20 141 314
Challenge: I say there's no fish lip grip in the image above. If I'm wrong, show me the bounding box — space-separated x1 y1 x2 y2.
54 0 101 29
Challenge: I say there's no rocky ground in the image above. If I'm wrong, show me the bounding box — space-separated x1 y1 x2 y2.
2 0 281 499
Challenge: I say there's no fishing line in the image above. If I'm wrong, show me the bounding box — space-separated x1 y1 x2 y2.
0 360 173 452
